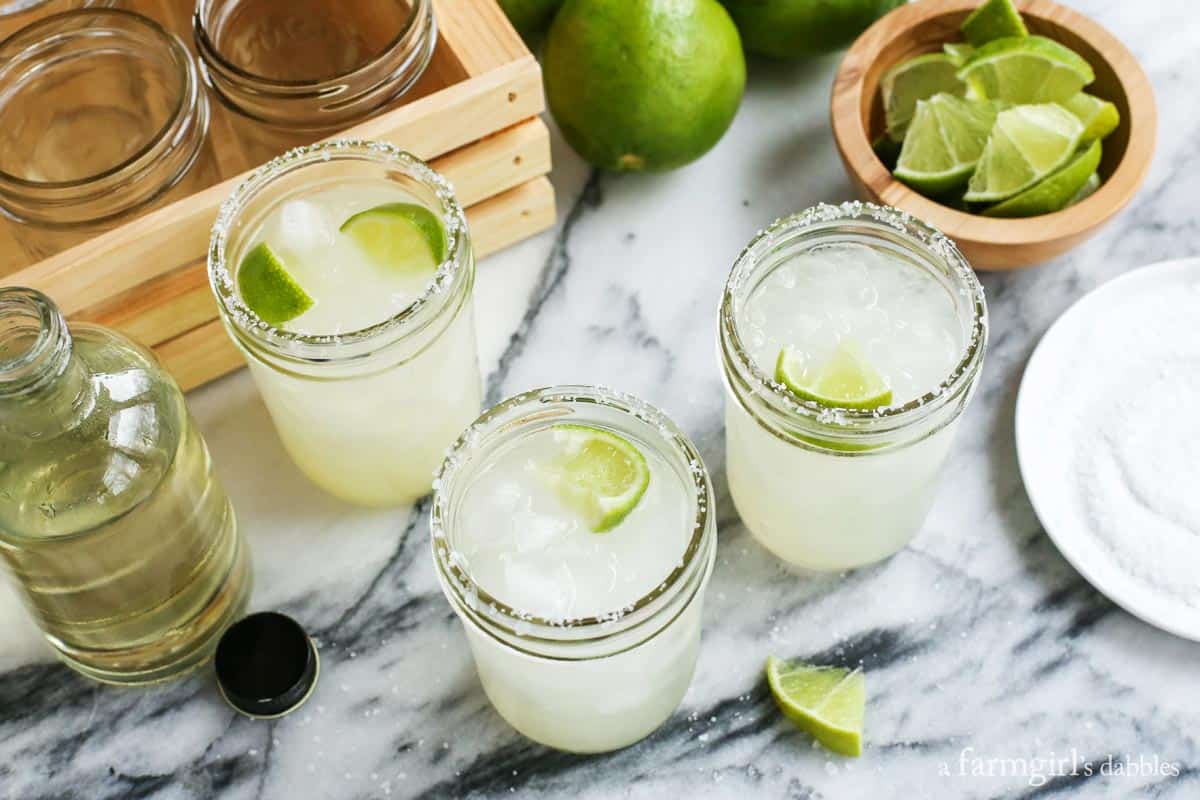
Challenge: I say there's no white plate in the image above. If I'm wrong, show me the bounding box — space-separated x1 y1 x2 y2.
1016 258 1200 642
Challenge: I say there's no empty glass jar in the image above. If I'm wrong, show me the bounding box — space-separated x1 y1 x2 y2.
0 9 217 273
194 0 437 167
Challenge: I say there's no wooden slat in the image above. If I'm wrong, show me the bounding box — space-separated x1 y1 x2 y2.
73 118 551 347
2 57 543 315
158 175 557 392
432 0 529 78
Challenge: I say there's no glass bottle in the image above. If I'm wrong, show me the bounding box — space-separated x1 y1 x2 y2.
0 287 251 685
0 9 218 274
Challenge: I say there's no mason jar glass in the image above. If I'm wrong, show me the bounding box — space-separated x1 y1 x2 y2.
720 203 988 571
432 386 718 753
0 9 217 273
208 140 481 508
0 0 110 40
194 0 437 167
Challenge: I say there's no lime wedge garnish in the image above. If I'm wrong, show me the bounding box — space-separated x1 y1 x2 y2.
964 103 1084 203
942 43 976 67
545 425 650 533
237 242 314 326
1060 92 1120 141
339 203 447 273
961 0 1029 47
984 138 1102 217
881 53 967 142
894 94 1000 195
775 341 892 410
766 657 866 757
958 36 1094 105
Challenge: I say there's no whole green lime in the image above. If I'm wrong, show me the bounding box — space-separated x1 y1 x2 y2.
721 0 903 58
497 0 563 40
544 0 746 172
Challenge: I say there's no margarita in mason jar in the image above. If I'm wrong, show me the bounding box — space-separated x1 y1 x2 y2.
209 140 481 507
720 203 988 571
432 386 717 753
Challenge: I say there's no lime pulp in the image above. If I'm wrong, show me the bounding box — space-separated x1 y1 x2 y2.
964 103 1084 203
961 0 1028 47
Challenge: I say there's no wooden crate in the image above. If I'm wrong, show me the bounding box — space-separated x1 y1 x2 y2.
1 0 556 391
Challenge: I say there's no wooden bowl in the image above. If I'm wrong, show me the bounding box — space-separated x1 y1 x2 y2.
831 0 1156 270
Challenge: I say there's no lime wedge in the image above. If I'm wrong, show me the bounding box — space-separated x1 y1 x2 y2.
958 36 1094 104
961 0 1029 47
881 53 967 142
545 425 650 533
964 103 1084 203
942 42 976 67
766 657 866 757
984 138 1102 217
894 94 1000 195
339 203 447 273
237 242 314 326
1068 171 1102 205
1060 92 1120 141
775 341 892 410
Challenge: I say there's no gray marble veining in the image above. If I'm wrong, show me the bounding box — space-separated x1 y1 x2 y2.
3 1 1200 797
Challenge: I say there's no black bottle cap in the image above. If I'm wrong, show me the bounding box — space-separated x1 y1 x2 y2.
215 612 319 719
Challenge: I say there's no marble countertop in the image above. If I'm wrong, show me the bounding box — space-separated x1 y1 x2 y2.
3 2 1200 797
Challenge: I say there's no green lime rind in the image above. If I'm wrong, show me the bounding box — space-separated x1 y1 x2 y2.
721 0 903 59
497 0 563 41
894 94 1001 195
881 52 967 142
339 202 447 271
236 242 314 326
958 36 1094 105
1060 92 1120 141
961 0 1029 47
984 138 1102 217
964 103 1084 203
942 42 976 67
775 342 892 411
546 424 650 533
767 657 866 757
1068 171 1102 205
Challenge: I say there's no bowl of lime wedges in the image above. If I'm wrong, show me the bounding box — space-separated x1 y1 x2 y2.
831 0 1155 270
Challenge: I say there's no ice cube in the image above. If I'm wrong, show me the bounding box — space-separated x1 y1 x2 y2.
268 200 336 255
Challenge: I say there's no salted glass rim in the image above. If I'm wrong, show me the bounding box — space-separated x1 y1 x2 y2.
193 0 425 88
0 9 192 190
431 385 714 640
719 201 989 431
207 139 469 361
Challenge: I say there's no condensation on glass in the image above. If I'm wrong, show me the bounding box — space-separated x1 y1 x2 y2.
194 0 437 166
0 9 217 273
0 287 251 685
